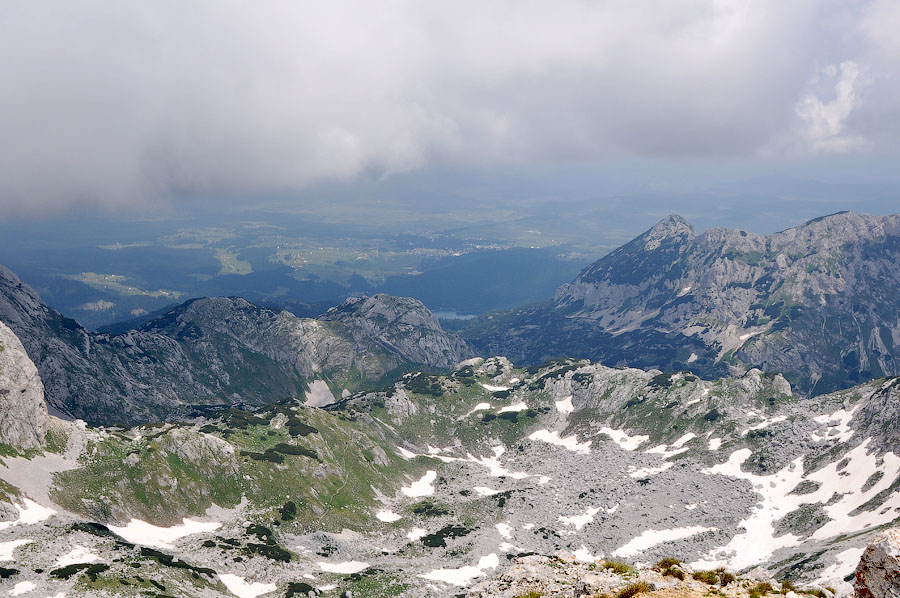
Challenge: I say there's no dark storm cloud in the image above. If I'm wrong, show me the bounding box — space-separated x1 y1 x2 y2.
0 0 897 213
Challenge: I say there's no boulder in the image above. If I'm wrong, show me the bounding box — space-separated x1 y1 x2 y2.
855 528 900 598
0 320 49 448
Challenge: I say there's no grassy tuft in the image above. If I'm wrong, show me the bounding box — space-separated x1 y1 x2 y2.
692 570 719 585
616 582 652 598
655 558 681 569
603 560 635 575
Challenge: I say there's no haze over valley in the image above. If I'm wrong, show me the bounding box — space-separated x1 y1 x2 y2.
2 2 900 597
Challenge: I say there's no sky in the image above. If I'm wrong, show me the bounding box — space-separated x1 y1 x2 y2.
1 1 899 216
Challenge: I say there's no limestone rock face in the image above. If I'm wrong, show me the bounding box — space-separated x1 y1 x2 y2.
468 211 900 396
0 320 48 449
855 529 900 598
0 263 468 426
320 294 470 368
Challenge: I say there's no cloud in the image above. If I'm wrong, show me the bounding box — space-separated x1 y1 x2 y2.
0 1 896 213
796 61 865 153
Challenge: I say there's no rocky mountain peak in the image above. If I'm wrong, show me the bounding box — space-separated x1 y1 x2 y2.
322 294 470 368
0 320 49 449
324 294 441 326
642 213 696 248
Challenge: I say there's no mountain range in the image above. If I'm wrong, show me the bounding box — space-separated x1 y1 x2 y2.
464 211 900 396
1 210 899 597
0 264 467 425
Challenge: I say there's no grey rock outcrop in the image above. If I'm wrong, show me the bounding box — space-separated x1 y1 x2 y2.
468 211 900 396
0 263 468 426
320 294 470 368
0 320 48 449
855 528 900 598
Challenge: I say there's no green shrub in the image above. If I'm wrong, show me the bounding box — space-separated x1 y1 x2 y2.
655 558 681 569
749 581 775 598
663 567 685 580
616 582 652 598
692 570 719 585
603 560 635 575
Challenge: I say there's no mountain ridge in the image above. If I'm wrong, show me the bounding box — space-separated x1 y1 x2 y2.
466 210 900 396
0 263 469 425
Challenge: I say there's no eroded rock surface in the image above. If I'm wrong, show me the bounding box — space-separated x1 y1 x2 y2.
856 528 900 598
0 320 48 449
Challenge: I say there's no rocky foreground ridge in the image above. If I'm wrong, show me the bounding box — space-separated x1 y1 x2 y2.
0 263 468 425
2 351 900 596
466 211 900 396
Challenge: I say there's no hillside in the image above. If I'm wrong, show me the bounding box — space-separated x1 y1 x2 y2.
2 353 899 596
0 263 468 425
465 211 900 396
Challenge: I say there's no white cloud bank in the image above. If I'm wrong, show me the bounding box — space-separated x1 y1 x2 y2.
0 1 897 212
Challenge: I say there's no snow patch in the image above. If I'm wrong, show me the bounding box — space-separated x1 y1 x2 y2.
9 581 36 596
496 522 512 539
0 540 31 562
108 518 221 549
419 553 499 587
304 379 336 407
708 437 723 451
218 574 277 598
465 402 492 416
555 395 574 414
816 547 865 596
672 433 697 448
401 470 437 497
473 487 500 496
559 507 600 531
396 446 419 459
0 499 56 531
695 439 900 570
614 526 715 558
480 383 509 392
740 415 787 436
407 528 427 541
498 402 527 413
629 462 674 478
376 510 402 523
394 446 530 479
55 545 101 567
597 427 648 451
529 429 591 454
317 561 370 574
811 405 859 443
573 546 601 563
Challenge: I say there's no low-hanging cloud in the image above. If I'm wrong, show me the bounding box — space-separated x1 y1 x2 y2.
0 0 897 213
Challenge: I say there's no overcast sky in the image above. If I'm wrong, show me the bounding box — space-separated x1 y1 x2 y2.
1 1 898 215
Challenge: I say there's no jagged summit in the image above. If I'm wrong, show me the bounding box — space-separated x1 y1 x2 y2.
471 211 900 396
0 262 468 425
643 213 697 243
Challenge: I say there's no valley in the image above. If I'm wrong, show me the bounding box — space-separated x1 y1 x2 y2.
1 211 899 597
